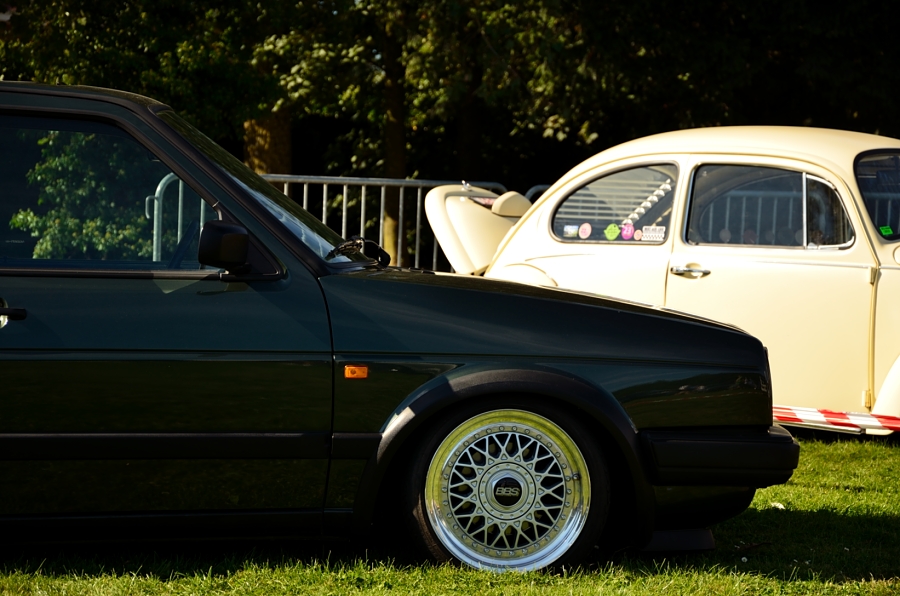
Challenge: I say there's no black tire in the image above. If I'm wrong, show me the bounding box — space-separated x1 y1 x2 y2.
406 397 610 571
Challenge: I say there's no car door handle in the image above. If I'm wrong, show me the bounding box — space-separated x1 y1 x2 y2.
669 265 711 277
0 307 27 320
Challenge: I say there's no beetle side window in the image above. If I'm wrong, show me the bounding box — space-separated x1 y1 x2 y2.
0 115 216 270
551 165 677 243
807 177 854 247
687 165 853 248
856 153 900 241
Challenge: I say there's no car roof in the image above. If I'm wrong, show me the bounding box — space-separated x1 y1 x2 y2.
0 80 166 109
579 126 900 172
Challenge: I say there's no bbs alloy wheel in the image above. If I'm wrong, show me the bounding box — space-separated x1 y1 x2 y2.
415 407 605 571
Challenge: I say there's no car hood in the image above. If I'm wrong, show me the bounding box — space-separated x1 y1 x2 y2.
320 269 767 369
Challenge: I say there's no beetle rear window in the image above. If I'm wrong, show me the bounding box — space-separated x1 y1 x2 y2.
551 164 677 243
856 153 900 240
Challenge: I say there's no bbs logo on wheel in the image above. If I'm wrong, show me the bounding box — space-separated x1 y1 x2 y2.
492 477 524 506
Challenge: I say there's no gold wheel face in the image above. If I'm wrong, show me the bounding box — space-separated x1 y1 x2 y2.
424 409 591 571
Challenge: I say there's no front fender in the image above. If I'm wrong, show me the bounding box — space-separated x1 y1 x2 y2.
351 363 654 543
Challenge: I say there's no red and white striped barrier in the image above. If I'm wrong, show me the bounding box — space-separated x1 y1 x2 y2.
774 405 900 432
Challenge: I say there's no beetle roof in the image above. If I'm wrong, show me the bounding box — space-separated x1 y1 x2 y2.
577 126 900 173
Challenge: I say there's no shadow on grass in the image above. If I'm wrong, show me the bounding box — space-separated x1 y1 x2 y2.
0 507 897 583
621 507 900 582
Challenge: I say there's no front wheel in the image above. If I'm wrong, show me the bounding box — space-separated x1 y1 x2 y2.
407 402 609 571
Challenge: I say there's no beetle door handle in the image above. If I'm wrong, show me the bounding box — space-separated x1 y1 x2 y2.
0 307 27 320
669 265 711 278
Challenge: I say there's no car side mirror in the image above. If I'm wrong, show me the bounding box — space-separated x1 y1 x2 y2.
198 220 251 273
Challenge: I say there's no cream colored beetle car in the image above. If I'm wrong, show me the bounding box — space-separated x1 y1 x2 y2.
427 126 900 434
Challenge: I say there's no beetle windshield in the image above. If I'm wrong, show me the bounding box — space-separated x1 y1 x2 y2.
157 110 370 263
856 153 900 241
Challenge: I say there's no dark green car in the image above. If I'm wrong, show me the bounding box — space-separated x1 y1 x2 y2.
0 82 799 571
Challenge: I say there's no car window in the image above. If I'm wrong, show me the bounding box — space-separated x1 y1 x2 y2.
0 114 216 270
158 111 370 264
551 164 677 243
856 153 900 241
807 177 854 247
687 165 853 248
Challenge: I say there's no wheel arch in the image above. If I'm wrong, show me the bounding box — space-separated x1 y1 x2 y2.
351 364 655 547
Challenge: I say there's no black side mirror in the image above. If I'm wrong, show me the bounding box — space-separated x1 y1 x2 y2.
198 220 251 273
361 238 391 267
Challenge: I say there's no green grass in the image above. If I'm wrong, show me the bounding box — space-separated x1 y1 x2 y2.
1 433 898 595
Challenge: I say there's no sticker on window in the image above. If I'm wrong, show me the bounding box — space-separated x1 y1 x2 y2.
881 225 894 236
563 224 579 238
634 229 644 241
578 223 592 239
603 223 620 241
641 226 666 242
621 222 635 240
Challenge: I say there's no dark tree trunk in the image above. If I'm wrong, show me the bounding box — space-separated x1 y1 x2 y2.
382 27 407 265
243 108 293 177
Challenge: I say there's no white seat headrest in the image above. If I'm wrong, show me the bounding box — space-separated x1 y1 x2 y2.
491 191 531 217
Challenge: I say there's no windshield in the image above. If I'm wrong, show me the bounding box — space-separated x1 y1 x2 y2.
158 110 369 263
856 153 900 241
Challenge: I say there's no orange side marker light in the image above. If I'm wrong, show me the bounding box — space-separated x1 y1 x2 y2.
344 365 368 379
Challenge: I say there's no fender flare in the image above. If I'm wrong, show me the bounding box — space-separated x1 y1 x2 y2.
350 363 655 543
874 353 900 417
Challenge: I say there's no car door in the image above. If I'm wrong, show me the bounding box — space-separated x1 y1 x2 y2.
505 162 679 305
0 108 332 520
666 158 874 413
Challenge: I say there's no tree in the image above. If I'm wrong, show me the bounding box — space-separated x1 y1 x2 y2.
262 1 570 264
257 0 412 263
0 1 284 146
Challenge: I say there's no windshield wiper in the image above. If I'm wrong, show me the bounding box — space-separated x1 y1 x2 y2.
326 236 391 267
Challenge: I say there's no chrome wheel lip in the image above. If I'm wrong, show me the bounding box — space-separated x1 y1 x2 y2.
424 409 591 571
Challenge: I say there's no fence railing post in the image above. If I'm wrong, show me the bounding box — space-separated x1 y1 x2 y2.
379 186 386 248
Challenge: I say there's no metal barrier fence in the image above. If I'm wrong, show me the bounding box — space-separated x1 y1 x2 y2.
261 174 507 270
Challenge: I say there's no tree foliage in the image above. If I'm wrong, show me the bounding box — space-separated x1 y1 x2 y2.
7 1 900 172
0 0 285 142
